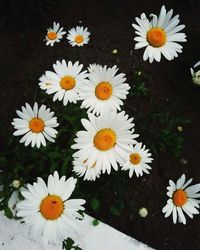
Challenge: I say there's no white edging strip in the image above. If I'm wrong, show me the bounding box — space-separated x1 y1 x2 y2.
0 211 153 250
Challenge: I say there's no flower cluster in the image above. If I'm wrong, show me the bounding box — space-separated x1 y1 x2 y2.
13 62 153 181
45 22 90 47
12 60 154 245
8 4 200 248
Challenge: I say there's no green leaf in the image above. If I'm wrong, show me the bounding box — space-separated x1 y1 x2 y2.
110 206 121 216
4 206 13 219
62 238 82 250
0 191 4 199
18 190 24 201
90 197 100 211
92 219 99 226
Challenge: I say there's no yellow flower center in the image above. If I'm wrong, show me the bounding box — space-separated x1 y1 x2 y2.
93 129 116 151
147 28 166 47
40 195 64 220
29 118 45 133
60 76 76 90
47 31 57 40
95 82 113 100
172 189 187 207
130 153 141 165
75 35 84 44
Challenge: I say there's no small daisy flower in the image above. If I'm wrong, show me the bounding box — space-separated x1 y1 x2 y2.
12 103 59 148
42 60 88 106
72 110 139 175
79 65 130 115
162 174 200 224
45 22 66 47
121 142 153 178
132 5 187 63
39 74 54 90
17 171 86 244
87 63 102 73
190 61 200 85
67 26 90 47
73 158 101 181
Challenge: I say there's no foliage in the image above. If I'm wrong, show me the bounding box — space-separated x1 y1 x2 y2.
129 71 149 97
62 238 82 250
127 70 191 158
110 199 124 216
90 197 100 212
92 219 99 226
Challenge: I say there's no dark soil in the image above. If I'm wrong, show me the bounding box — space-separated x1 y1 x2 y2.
1 0 200 249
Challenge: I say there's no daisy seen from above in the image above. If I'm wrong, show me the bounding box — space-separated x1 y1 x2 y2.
72 110 139 175
162 174 200 224
79 65 130 115
17 171 86 244
12 102 59 148
73 158 101 181
67 26 90 47
190 61 200 85
132 5 187 63
45 22 66 47
42 60 88 106
121 142 153 178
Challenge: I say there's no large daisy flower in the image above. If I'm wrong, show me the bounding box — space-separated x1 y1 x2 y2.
162 174 200 224
67 26 90 47
132 5 187 63
73 158 101 181
79 65 130 115
17 171 86 244
190 61 200 85
72 110 139 175
42 60 88 106
12 103 59 148
45 22 66 47
121 142 153 178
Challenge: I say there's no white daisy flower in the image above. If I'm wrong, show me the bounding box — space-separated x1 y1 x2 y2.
190 61 200 85
17 171 86 244
87 63 102 73
39 74 54 90
121 142 153 178
73 158 101 181
12 102 59 148
42 60 88 106
132 5 187 63
79 65 130 115
45 22 66 47
162 174 200 224
67 26 90 47
72 110 139 175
